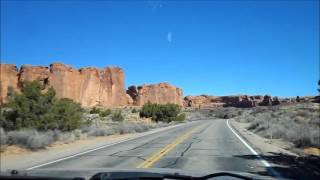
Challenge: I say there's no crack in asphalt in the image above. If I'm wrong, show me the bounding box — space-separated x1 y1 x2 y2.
159 124 210 168
160 136 202 168
108 138 158 157
104 127 190 161
81 124 207 164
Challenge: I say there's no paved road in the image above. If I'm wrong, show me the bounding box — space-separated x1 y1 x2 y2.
29 119 272 177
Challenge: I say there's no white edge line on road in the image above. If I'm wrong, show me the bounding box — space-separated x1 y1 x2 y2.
26 121 198 170
226 119 281 177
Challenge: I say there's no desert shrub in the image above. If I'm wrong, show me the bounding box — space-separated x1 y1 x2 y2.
131 108 138 113
112 111 124 122
1 81 84 131
87 128 109 136
73 129 87 140
0 128 7 151
176 113 186 122
140 103 181 122
117 123 136 134
135 124 150 132
54 131 75 143
242 105 320 148
90 107 101 114
6 130 55 149
26 133 55 150
99 109 111 117
7 130 33 146
296 110 308 118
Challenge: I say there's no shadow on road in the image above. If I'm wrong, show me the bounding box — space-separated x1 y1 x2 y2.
234 152 320 180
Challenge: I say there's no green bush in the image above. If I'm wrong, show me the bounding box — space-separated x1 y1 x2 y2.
112 111 124 122
131 108 138 113
99 109 111 117
90 107 101 114
176 113 186 122
45 98 84 131
139 103 182 123
0 81 84 131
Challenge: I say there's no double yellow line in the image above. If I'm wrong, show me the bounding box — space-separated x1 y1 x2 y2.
136 125 202 168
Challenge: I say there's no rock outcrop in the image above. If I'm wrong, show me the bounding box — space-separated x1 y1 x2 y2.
184 95 224 108
0 63 128 107
127 83 183 106
184 94 284 108
0 64 19 104
2 63 317 108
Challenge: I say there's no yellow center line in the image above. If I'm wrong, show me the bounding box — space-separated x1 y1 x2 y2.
136 124 203 168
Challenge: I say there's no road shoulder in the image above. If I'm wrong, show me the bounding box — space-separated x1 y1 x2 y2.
229 119 320 179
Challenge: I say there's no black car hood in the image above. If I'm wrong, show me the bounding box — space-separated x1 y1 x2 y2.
1 168 282 180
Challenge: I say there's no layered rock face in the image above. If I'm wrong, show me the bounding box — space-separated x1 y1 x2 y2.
0 63 128 107
184 94 284 108
49 63 128 107
127 83 183 106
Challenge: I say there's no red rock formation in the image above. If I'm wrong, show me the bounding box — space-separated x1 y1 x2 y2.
184 94 277 108
0 64 19 104
0 63 128 107
49 63 129 107
184 95 224 108
127 83 183 106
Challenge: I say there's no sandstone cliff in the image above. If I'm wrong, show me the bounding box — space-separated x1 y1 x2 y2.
1 63 184 107
0 63 128 107
127 83 183 106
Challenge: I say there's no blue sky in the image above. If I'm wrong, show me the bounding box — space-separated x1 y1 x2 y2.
1 0 319 97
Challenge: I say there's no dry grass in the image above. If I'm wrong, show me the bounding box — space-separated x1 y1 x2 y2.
0 108 176 151
234 103 320 148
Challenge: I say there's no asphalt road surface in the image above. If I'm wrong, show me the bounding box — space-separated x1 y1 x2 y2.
28 119 273 177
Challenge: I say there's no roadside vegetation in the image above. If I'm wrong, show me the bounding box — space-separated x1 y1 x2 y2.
139 103 186 122
233 103 320 148
0 81 85 131
0 81 184 151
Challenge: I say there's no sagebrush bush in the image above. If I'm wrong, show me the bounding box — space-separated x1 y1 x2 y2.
118 123 137 134
6 130 55 149
112 111 124 122
0 128 7 151
99 109 111 117
26 133 54 150
90 107 101 114
235 104 320 148
7 130 33 146
176 113 186 122
87 128 109 136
